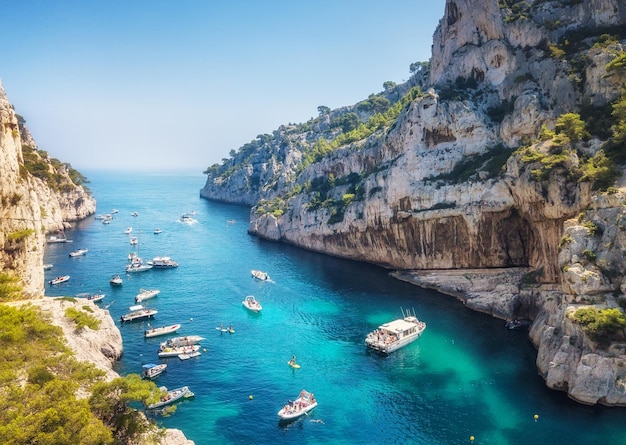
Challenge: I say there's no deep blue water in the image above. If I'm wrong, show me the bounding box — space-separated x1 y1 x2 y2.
43 171 626 445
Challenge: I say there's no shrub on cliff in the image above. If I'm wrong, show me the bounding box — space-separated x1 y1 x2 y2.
0 273 22 302
570 307 626 344
89 374 163 443
0 305 113 444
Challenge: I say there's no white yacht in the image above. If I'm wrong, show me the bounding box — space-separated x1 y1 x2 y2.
365 309 426 354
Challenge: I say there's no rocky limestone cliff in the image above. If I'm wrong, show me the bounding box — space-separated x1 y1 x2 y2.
200 0 626 405
0 80 95 297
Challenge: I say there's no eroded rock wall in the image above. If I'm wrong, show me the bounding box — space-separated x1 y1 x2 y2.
0 81 95 296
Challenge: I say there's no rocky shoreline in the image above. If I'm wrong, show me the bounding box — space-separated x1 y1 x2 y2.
10 297 195 444
391 268 626 406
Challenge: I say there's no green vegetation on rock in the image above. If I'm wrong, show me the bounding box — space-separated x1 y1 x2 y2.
570 307 626 344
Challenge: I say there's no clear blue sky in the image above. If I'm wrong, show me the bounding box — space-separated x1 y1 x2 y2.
0 1 445 172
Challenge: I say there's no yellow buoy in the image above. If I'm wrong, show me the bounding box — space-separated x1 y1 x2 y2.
470 436 475 443
249 395 253 400
534 414 539 422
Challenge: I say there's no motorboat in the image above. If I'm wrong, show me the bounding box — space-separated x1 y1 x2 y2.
130 237 138 245
178 351 201 360
162 335 205 348
47 233 73 244
111 209 119 214
153 228 162 234
135 288 160 303
277 390 318 421
87 293 106 303
110 274 123 286
49 275 70 285
131 211 139 217
242 295 262 313
75 292 105 303
142 363 167 379
124 227 133 234
120 304 158 322
43 264 53 270
148 256 179 268
158 344 200 358
69 248 88 257
126 258 153 273
145 324 182 338
251 269 270 281
146 386 193 409
365 308 426 354
179 213 195 223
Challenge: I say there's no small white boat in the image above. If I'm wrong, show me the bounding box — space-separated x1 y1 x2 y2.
145 324 182 338
146 386 192 409
43 263 53 270
365 309 426 354
163 335 205 348
153 228 162 234
242 295 262 313
130 237 138 245
110 274 123 286
277 390 318 421
124 227 133 234
142 363 167 379
120 304 158 322
131 211 139 217
179 213 195 223
126 259 153 273
69 248 88 257
135 288 160 303
102 219 111 225
158 344 200 358
47 235 73 244
76 292 105 302
49 275 70 285
178 351 201 360
148 256 179 268
251 269 270 281
111 209 119 214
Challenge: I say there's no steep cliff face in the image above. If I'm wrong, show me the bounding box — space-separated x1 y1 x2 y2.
200 0 626 405
0 81 95 296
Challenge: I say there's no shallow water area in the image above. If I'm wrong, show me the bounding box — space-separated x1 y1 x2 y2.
44 171 626 445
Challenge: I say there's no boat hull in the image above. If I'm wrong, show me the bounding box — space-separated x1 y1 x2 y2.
142 364 167 379
121 309 158 322
145 324 181 338
163 335 205 347
135 289 160 302
49 275 70 285
146 386 190 409
277 390 318 421
158 345 200 358
365 315 426 354
242 296 262 312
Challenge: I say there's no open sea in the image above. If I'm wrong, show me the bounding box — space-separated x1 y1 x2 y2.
43 171 625 445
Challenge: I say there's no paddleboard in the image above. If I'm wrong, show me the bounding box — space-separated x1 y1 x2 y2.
228 328 235 334
288 362 301 369
216 327 228 332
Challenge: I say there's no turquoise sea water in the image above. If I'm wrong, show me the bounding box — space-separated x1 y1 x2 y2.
43 171 626 445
